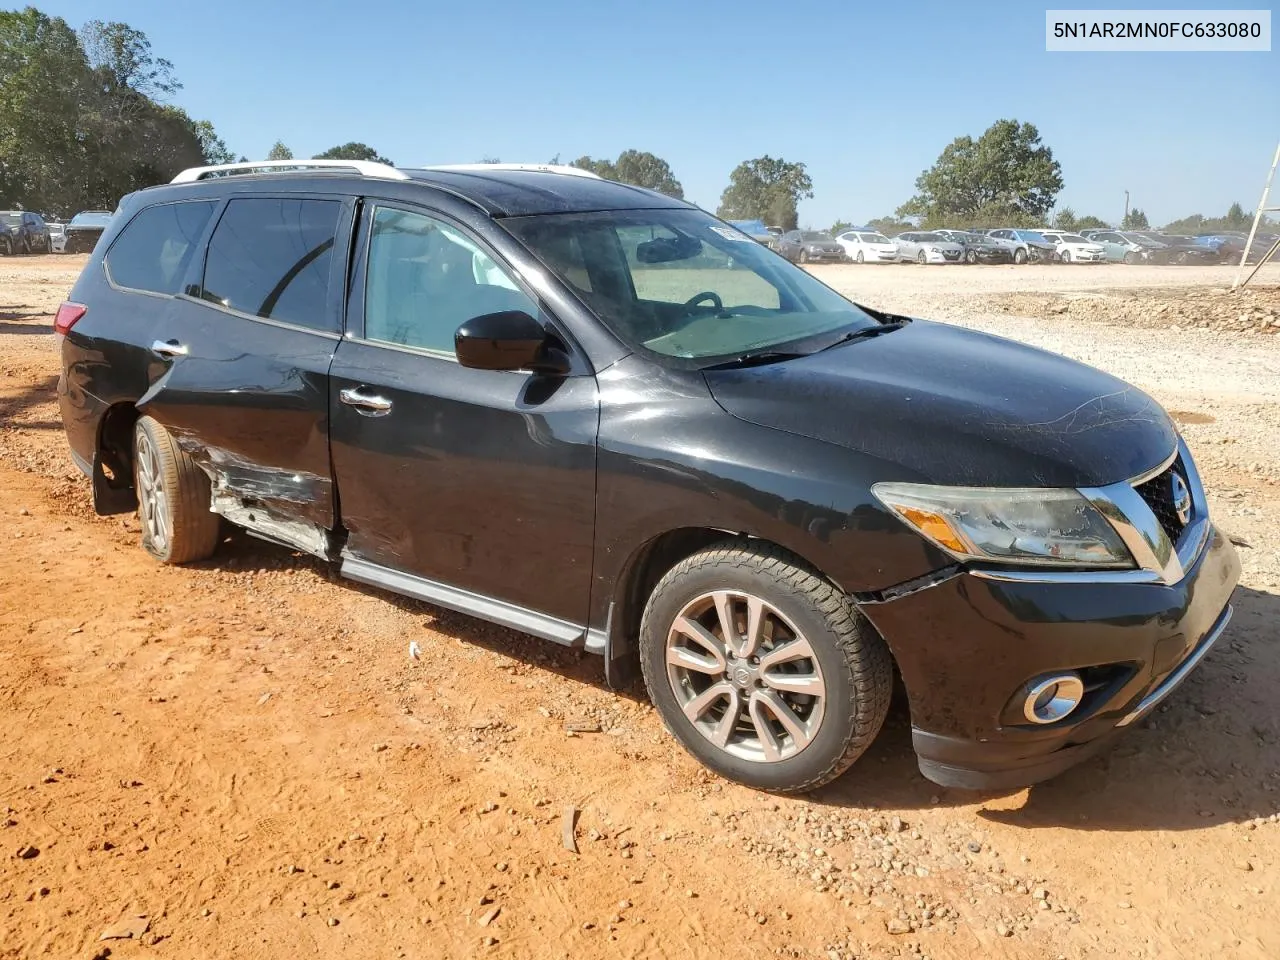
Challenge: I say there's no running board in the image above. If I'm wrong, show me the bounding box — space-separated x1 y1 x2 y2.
340 555 597 650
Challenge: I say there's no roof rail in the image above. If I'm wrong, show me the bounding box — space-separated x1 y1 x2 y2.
171 159 409 183
422 163 602 180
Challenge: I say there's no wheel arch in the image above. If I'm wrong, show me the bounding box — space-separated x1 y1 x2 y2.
602 526 846 688
93 400 142 514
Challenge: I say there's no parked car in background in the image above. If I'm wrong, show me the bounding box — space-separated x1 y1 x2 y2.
48 222 67 253
64 210 115 253
1044 233 1109 264
985 228 1057 264
0 210 51 253
765 225 784 249
932 229 1013 264
55 158 1239 794
893 231 964 264
776 229 849 263
1083 230 1155 263
726 219 774 247
835 228 899 263
1135 233 1220 264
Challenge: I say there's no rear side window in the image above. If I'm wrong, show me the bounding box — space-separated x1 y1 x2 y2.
199 198 341 332
105 201 216 295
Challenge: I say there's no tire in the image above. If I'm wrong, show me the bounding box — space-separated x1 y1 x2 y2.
799 250 809 264
916 251 926 265
1060 249 1071 264
1123 251 1139 265
133 415 222 564
1013 247 1027 265
639 540 893 794
20 236 31 255
965 249 977 265
855 251 864 264
0 236 10 256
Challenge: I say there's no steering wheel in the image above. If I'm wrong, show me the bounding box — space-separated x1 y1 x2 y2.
683 291 724 314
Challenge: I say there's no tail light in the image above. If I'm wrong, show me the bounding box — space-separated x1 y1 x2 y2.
53 301 86 336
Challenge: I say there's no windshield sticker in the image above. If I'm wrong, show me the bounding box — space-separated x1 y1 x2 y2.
710 226 752 242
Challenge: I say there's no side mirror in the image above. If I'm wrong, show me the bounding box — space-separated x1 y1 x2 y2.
454 310 569 375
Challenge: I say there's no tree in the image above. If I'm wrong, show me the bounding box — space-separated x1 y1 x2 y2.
898 119 1063 224
1122 208 1149 230
1075 214 1110 230
1054 206 1078 231
866 216 914 237
570 150 684 197
830 219 854 236
1225 202 1249 229
80 20 179 99
267 141 293 161
478 156 502 164
193 119 233 165
717 156 813 230
314 142 393 165
1162 212 1204 233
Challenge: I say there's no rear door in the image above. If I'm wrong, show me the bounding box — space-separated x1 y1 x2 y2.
327 199 599 632
138 192 355 554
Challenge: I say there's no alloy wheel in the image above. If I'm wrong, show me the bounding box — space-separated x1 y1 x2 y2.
135 428 171 553
664 590 826 763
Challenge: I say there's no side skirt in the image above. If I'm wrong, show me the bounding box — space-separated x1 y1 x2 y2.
340 555 598 651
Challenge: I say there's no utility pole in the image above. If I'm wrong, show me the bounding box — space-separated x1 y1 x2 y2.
1123 190 1130 226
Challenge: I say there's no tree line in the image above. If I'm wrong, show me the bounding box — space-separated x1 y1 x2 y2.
0 9 1263 237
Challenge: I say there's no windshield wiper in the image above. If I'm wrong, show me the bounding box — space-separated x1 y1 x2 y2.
700 350 811 371
816 320 907 352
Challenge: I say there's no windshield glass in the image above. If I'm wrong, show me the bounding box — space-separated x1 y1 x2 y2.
503 209 877 364
70 212 113 227
800 231 830 241
1017 231 1048 242
916 232 944 241
860 233 891 243
1061 234 1088 243
0 213 21 226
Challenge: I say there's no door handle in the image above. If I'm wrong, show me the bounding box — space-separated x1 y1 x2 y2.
340 387 393 416
151 339 188 358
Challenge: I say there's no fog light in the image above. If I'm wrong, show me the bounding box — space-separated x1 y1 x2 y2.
1022 673 1085 724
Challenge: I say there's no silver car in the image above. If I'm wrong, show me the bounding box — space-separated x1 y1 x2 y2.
894 231 964 264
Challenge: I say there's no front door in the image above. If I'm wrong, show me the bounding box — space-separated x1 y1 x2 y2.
328 201 599 632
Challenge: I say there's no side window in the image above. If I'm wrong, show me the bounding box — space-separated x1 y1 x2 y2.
199 197 341 331
364 206 537 356
105 201 217 295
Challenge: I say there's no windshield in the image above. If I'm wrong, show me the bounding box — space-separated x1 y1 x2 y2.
859 233 891 243
1016 231 1048 242
70 212 114 227
1061 234 1089 243
800 231 830 241
503 209 878 364
0 213 21 226
916 232 944 242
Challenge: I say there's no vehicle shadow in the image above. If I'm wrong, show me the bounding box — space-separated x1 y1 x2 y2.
204 528 641 701
812 582 1280 831
199 530 1278 829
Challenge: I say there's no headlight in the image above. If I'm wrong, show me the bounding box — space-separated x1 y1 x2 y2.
872 483 1133 567
929 247 941 253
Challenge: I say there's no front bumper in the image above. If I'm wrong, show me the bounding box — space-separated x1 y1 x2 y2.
860 523 1240 791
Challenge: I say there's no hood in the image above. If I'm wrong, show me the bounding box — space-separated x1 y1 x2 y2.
805 239 841 248
703 319 1177 487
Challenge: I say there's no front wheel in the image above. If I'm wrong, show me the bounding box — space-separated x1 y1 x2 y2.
798 250 809 264
1059 249 1071 264
1013 247 1028 265
916 250 927 265
134 416 222 564
855 251 864 264
1123 251 1139 264
965 249 977 264
639 541 893 793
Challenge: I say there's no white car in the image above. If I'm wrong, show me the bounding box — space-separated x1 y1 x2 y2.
894 231 965 264
835 229 899 263
1045 232 1108 264
47 222 66 253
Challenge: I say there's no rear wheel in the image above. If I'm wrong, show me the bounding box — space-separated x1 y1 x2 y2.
855 251 864 264
133 416 222 564
639 541 893 793
0 235 10 256
799 250 809 264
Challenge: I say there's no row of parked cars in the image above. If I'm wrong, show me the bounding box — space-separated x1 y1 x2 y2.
0 209 115 255
727 218 1277 266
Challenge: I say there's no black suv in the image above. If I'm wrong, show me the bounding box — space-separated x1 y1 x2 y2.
56 160 1239 793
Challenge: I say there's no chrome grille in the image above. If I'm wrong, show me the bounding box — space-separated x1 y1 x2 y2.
1133 457 1189 544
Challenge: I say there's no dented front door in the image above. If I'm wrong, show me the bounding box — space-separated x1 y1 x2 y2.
136 194 355 554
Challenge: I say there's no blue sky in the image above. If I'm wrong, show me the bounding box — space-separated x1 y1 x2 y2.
40 0 1279 227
